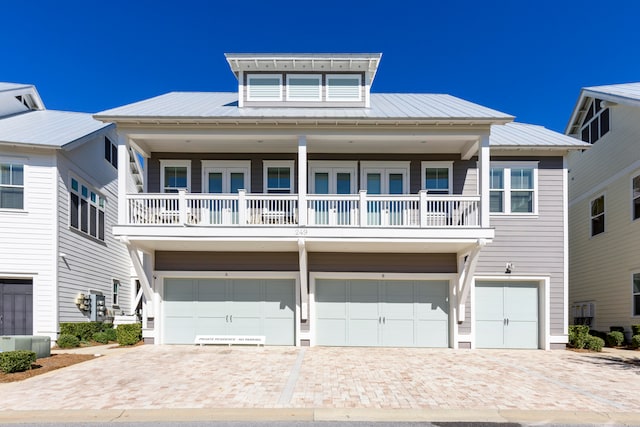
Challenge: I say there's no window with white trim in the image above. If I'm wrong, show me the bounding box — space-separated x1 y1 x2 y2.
104 137 117 169
580 98 610 144
160 160 191 193
489 163 538 214
633 175 640 221
112 279 120 306
70 177 105 241
0 162 24 209
326 74 362 101
286 74 321 101
422 161 453 194
633 272 640 316
247 74 283 101
263 161 294 193
590 194 605 236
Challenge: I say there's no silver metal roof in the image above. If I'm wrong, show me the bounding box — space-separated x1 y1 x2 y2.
0 110 113 148
583 82 640 104
491 122 590 150
95 92 514 122
0 82 34 93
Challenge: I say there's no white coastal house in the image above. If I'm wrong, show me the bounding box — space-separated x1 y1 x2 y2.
566 83 640 337
0 82 138 341
93 53 589 349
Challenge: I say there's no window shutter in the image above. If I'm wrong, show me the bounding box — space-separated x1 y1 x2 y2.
247 75 282 100
327 76 361 101
287 75 321 101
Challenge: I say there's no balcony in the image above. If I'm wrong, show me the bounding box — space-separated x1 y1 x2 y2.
124 190 480 228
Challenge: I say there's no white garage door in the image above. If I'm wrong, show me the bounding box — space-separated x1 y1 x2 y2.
315 279 449 347
475 281 539 349
163 278 295 345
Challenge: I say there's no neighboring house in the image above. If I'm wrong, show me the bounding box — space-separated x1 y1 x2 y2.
566 83 640 337
0 82 138 341
94 53 588 349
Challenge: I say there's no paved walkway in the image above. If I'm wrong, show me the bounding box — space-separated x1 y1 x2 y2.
1 345 639 424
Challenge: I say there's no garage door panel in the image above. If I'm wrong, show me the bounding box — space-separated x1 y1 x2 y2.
264 281 295 318
164 317 197 344
416 320 449 347
505 320 538 348
505 285 538 322
384 282 415 320
316 319 347 346
264 318 295 345
383 319 414 346
316 280 347 318
475 320 504 348
348 319 379 346
195 317 226 336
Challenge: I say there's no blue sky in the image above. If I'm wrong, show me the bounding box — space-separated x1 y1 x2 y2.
2 0 639 132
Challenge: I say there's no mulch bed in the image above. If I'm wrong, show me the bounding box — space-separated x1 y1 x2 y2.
0 353 96 383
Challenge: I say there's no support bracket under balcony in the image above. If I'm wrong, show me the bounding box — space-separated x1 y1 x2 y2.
125 242 154 317
456 239 487 324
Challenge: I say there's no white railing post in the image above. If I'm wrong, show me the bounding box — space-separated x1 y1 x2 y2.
359 190 367 226
419 190 428 228
238 189 247 225
178 189 187 224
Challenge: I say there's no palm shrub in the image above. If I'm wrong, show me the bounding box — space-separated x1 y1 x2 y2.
0 350 37 373
606 331 625 347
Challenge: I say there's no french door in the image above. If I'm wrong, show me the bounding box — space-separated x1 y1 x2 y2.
202 161 249 225
309 163 357 225
361 163 409 226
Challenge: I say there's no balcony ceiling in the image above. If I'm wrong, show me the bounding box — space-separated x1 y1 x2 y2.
129 132 480 155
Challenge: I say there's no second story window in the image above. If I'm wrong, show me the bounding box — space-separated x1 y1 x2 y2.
580 98 610 144
104 137 117 169
633 175 640 221
422 162 452 194
590 194 605 236
70 177 105 241
160 160 191 193
490 163 537 215
247 74 283 101
0 162 24 209
263 161 294 194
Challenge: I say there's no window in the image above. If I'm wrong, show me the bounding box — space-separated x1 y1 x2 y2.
286 74 321 101
263 161 294 193
422 162 453 194
590 195 605 236
247 74 283 101
104 137 117 169
580 98 610 144
326 74 362 101
112 279 120 306
70 177 105 241
489 163 537 214
0 162 24 209
633 175 640 221
633 273 640 316
160 160 191 193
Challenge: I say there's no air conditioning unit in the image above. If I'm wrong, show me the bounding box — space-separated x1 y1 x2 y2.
582 303 595 318
0 336 51 358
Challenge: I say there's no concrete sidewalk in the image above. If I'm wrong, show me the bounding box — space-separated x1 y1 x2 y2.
0 345 639 425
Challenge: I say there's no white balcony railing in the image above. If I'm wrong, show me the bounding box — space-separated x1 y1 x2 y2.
125 190 480 228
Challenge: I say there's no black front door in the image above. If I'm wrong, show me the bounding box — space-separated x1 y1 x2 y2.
0 279 33 335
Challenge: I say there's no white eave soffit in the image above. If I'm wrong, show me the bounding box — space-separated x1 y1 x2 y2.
224 53 382 81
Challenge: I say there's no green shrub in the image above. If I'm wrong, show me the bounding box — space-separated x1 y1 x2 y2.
610 326 625 334
631 335 640 350
93 331 110 344
104 328 117 342
606 331 625 347
569 325 590 349
0 350 37 373
631 325 640 336
585 335 604 352
59 322 108 341
116 323 142 346
57 334 80 349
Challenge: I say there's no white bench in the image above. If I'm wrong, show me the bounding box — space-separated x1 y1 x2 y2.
194 335 265 346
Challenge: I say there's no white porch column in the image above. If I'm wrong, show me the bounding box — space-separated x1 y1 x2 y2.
298 239 308 320
478 133 491 228
117 134 129 225
297 135 308 226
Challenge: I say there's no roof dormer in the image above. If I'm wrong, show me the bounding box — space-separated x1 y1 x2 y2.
224 53 381 108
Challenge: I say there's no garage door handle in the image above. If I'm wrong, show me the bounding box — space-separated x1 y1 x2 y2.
383 317 386 324
225 315 228 322
229 315 232 322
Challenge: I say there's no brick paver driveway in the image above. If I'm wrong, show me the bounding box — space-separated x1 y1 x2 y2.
1 346 639 412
